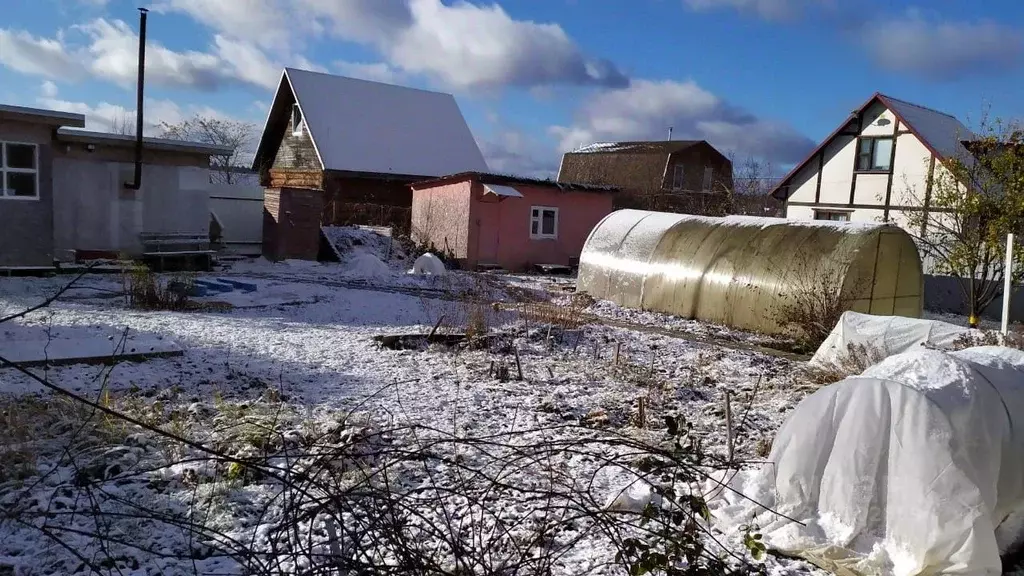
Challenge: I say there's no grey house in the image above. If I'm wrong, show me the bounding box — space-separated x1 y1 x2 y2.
0 104 231 269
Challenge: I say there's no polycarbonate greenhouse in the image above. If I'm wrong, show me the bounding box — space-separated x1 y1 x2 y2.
577 209 923 335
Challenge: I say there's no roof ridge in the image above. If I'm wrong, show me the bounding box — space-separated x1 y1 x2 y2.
878 93 958 120
284 67 455 98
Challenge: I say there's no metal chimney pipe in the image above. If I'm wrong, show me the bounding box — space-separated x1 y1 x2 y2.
125 7 148 190
667 126 673 141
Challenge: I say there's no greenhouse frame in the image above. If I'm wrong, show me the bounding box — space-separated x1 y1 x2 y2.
577 209 923 335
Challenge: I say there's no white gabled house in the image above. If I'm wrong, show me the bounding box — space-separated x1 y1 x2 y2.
771 92 974 238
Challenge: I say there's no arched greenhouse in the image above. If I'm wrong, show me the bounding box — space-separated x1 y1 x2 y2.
577 209 923 335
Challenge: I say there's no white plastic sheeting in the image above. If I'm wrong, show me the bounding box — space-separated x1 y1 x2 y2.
710 346 1024 576
811 312 972 368
411 253 446 276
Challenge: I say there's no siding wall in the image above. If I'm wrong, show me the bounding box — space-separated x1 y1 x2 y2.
410 181 472 260
0 120 54 267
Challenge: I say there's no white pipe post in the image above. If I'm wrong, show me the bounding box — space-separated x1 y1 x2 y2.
1002 233 1015 335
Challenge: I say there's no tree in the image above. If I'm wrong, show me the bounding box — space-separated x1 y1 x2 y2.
723 155 783 216
900 113 1024 327
160 115 258 184
110 110 136 136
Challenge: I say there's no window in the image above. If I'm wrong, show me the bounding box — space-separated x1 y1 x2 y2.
814 210 851 222
291 103 303 136
671 164 685 190
1 142 38 200
856 137 893 172
702 166 714 192
530 206 558 239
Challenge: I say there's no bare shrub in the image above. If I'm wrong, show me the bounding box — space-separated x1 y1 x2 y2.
945 329 1024 351
801 342 887 388
771 250 869 352
121 262 196 311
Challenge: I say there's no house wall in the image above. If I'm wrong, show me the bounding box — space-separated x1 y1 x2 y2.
270 120 320 172
468 183 614 271
785 102 936 224
0 119 55 267
262 187 324 261
410 181 472 260
51 154 211 260
664 144 734 192
323 173 422 233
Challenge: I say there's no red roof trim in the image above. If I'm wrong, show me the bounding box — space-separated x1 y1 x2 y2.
771 92 961 200
770 92 882 200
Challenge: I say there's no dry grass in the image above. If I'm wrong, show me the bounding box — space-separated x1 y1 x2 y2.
947 329 1024 351
800 342 886 388
121 263 196 311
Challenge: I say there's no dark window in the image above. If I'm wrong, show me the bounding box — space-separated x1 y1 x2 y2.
672 164 685 190
814 210 851 222
6 172 37 197
702 166 714 192
856 137 893 172
530 206 558 238
5 143 36 169
291 103 303 135
1 142 38 199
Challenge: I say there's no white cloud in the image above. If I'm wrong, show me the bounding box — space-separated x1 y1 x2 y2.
549 79 814 165
150 0 301 51
37 83 245 135
1 18 284 93
0 29 82 79
478 128 559 178
684 0 828 20
40 80 59 99
301 0 628 90
861 10 1022 80
333 61 403 84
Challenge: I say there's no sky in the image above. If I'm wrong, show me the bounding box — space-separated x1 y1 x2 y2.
2 0 1024 178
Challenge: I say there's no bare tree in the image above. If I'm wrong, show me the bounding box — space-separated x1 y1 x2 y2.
160 115 258 184
724 155 783 217
897 110 1024 327
110 110 136 136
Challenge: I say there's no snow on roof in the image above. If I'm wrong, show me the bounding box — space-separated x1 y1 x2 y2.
570 141 700 154
483 184 523 198
283 68 489 176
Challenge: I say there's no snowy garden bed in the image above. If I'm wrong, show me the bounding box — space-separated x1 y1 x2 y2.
0 263 822 576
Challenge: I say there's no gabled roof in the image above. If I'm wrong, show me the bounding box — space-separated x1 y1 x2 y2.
557 140 722 190
0 104 85 127
771 92 975 199
410 171 618 193
251 68 489 177
56 128 233 156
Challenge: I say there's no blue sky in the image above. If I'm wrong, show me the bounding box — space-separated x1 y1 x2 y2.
2 0 1023 177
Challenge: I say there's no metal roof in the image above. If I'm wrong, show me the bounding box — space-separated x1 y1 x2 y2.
0 104 86 127
56 128 233 156
253 68 489 177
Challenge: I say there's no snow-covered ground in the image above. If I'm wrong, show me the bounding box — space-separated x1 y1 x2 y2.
0 247 827 575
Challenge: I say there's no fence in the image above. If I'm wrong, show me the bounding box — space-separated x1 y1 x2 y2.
209 183 264 256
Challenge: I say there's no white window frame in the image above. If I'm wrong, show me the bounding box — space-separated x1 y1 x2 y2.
814 209 851 222
291 103 304 136
0 141 40 201
671 164 685 190
530 206 559 240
